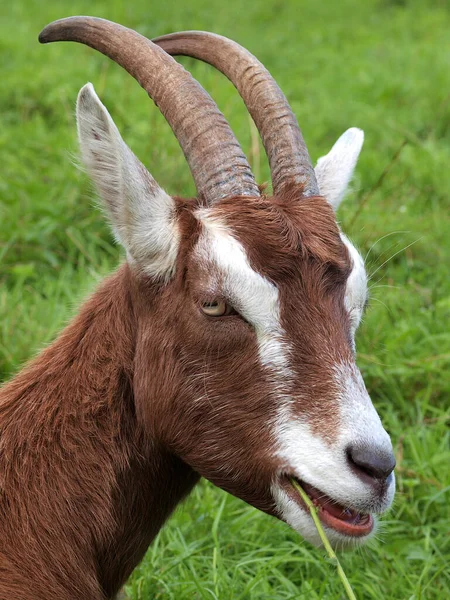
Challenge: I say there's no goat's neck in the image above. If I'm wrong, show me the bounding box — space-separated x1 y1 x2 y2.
0 264 198 599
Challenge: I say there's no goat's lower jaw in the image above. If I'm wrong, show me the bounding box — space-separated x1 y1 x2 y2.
285 477 374 538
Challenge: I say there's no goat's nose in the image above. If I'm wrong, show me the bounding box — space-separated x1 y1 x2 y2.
347 442 396 482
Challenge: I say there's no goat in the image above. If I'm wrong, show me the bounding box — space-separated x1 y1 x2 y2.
0 16 396 600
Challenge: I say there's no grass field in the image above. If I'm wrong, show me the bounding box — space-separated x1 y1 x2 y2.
1 0 449 598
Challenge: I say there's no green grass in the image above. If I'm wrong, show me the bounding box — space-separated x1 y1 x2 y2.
1 0 449 598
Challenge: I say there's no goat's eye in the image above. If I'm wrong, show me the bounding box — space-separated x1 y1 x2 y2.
201 300 235 317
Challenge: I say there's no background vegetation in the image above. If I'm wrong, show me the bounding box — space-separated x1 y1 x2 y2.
1 0 449 598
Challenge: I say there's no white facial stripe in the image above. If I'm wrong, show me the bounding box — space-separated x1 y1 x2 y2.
272 315 392 546
334 362 394 455
269 235 394 543
196 210 394 547
195 211 291 371
341 234 368 333
273 361 395 518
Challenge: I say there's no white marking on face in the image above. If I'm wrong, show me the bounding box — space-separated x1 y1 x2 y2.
334 362 394 458
195 210 291 373
272 360 395 545
271 232 392 544
195 209 394 547
274 400 394 506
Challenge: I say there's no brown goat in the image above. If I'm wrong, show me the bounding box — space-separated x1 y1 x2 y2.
0 17 396 600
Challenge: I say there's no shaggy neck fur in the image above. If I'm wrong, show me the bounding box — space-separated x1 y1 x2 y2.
0 265 198 600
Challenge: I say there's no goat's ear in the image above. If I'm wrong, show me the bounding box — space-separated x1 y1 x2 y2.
76 83 179 280
314 128 364 211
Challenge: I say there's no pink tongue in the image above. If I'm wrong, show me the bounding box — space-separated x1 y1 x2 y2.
302 482 364 523
317 499 361 523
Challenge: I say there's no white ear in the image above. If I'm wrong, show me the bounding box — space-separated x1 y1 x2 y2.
314 128 364 211
76 83 179 279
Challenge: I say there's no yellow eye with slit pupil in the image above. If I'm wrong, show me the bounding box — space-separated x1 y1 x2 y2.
201 300 233 317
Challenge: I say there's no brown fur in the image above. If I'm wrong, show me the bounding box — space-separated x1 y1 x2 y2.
0 190 354 598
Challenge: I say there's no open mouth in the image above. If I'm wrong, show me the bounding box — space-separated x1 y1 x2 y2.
284 477 374 537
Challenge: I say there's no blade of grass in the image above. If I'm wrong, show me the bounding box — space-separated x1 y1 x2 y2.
290 479 357 600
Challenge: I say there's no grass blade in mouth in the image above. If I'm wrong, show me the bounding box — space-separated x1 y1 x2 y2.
290 478 357 600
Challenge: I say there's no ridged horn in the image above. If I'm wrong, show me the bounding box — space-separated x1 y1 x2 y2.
39 17 260 203
153 31 319 197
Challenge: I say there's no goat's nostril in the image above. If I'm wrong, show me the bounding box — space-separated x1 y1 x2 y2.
347 442 396 482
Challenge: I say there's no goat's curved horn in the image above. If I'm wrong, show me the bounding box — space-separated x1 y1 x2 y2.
39 17 260 203
153 31 319 197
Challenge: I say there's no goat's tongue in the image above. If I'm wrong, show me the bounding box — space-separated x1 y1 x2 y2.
316 497 362 523
298 481 373 536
